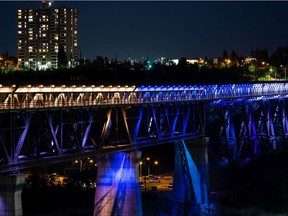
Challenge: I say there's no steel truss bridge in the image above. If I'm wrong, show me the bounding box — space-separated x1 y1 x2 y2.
0 82 288 173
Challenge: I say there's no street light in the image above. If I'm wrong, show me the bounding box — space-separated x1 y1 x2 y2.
154 161 159 175
140 157 160 177
147 158 159 176
280 65 287 80
74 157 95 172
139 157 150 177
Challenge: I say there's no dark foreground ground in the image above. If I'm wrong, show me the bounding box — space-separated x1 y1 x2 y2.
22 150 288 216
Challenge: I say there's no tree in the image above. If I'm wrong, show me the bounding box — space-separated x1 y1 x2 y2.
94 56 105 68
222 50 228 59
270 46 288 67
1 51 9 60
177 57 187 69
250 48 269 62
230 50 239 61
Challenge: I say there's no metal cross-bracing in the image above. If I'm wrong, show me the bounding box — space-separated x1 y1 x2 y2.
0 102 204 173
206 96 288 162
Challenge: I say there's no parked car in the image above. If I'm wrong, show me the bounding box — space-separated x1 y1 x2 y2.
148 176 161 183
140 181 145 189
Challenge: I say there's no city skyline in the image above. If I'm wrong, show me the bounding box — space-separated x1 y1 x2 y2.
1 1 288 61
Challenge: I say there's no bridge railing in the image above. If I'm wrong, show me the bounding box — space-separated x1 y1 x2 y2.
0 82 288 109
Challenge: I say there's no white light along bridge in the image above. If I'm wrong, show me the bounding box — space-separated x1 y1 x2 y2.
0 82 288 109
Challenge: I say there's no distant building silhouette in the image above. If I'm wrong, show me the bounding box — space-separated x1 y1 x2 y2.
17 0 78 70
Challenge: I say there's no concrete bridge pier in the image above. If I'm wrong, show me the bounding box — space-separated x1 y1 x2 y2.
94 151 142 216
172 137 210 215
0 174 25 216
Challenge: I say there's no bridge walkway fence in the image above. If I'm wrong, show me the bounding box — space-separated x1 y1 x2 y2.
0 82 287 110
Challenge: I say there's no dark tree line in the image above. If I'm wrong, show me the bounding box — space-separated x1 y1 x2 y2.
0 61 251 85
2 46 288 84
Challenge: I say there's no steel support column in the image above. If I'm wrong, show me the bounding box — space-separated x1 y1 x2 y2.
262 100 277 150
0 174 24 216
280 99 288 146
220 105 237 160
245 102 259 156
172 137 209 215
94 151 142 216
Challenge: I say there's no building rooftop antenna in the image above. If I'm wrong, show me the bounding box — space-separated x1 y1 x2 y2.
41 0 54 9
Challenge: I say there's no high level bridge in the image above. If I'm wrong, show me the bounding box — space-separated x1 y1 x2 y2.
1 82 288 216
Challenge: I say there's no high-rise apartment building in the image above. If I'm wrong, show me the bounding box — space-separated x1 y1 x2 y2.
17 0 78 70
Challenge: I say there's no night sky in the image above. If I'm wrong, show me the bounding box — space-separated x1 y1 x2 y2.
1 1 288 61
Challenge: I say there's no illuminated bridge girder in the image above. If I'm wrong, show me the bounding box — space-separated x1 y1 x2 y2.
0 102 204 173
279 99 288 146
207 97 288 161
220 104 237 160
241 102 259 157
262 100 277 150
